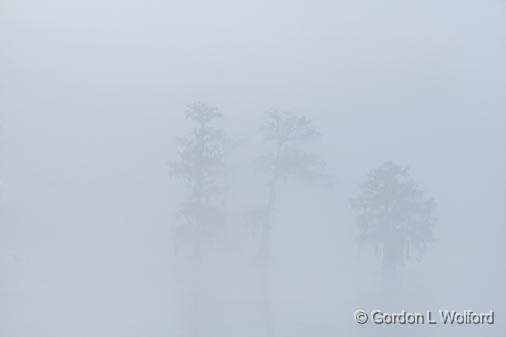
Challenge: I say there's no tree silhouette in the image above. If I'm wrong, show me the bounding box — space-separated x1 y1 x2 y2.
169 102 226 260
351 162 437 274
250 110 326 261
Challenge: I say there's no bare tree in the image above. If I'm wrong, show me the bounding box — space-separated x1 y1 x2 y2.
250 110 326 261
351 162 437 274
169 102 226 261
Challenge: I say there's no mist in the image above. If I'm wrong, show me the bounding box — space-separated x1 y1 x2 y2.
1 0 505 336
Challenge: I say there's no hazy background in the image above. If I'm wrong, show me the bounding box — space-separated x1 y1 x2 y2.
1 0 505 336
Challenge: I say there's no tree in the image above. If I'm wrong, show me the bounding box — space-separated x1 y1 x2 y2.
169 102 226 260
351 162 437 274
250 110 326 261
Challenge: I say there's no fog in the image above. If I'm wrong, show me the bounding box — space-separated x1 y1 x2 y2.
1 0 505 336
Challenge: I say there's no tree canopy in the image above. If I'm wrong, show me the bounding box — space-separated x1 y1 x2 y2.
351 162 437 272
